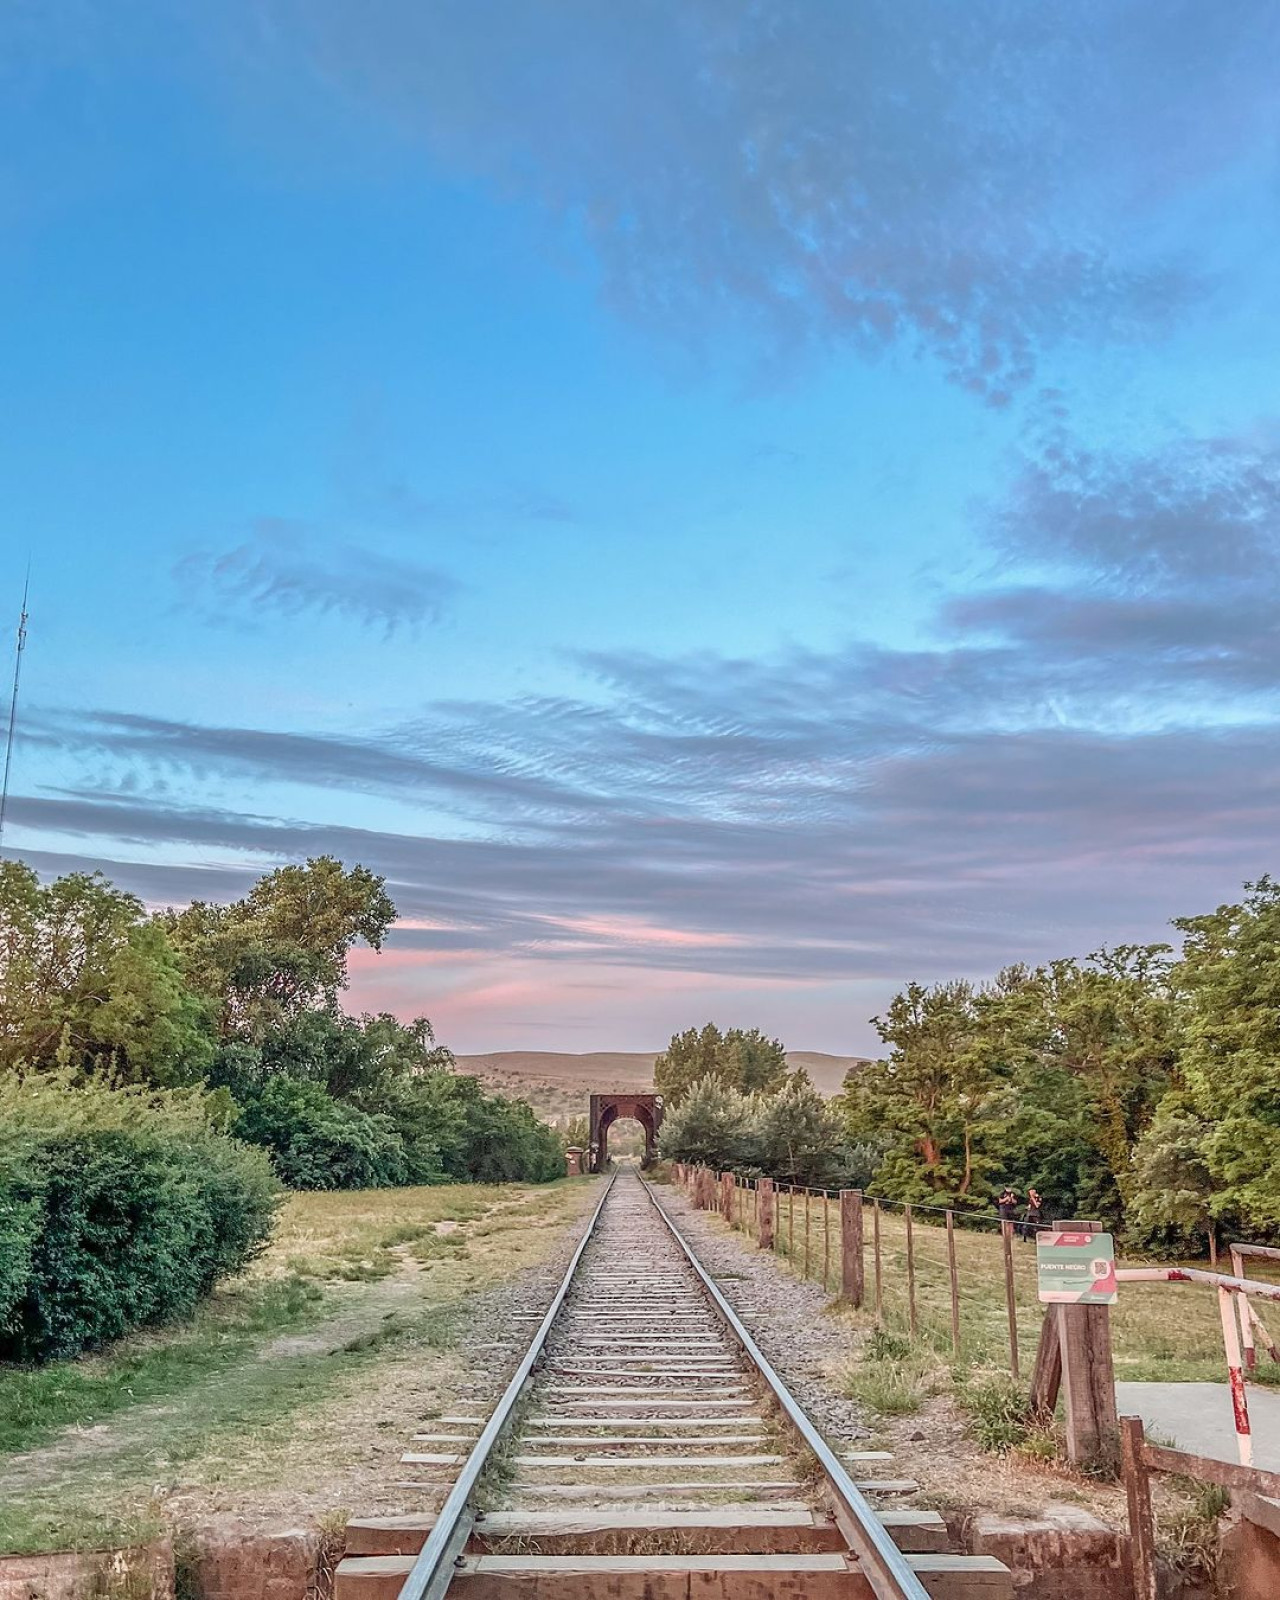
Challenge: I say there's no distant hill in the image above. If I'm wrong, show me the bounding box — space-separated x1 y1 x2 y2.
456 1048 870 1120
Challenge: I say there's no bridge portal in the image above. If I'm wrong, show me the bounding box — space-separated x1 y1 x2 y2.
588 1091 663 1172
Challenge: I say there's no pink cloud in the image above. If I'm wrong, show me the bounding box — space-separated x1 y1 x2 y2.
343 947 877 1058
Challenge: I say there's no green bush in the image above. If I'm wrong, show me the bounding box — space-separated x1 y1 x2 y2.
961 1373 1032 1453
0 1074 279 1364
235 1077 409 1190
361 1071 564 1186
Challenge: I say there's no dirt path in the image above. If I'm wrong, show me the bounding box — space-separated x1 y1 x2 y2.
0 1179 601 1554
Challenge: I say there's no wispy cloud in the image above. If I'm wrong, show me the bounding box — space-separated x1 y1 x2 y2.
175 521 460 636
225 2 1280 400
18 415 1280 1006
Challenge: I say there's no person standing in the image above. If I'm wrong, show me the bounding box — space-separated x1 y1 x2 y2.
997 1187 1018 1232
1023 1187 1044 1240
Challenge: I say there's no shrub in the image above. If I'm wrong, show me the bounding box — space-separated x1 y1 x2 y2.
0 1073 278 1363
961 1373 1032 1453
235 1077 408 1190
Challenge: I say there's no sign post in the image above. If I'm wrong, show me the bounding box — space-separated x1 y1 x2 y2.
1037 1229 1119 1306
1032 1223 1120 1469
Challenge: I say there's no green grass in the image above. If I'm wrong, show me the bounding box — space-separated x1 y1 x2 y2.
0 1178 599 1556
754 1190 1280 1385
0 1275 324 1457
0 1503 167 1561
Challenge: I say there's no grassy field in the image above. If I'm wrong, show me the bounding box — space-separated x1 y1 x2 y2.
758 1187 1280 1387
0 1178 599 1556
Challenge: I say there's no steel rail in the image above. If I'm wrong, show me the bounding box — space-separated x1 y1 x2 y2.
641 1173 930 1600
395 1171 617 1600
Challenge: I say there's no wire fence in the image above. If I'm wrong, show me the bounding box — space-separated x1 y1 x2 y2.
672 1162 1056 1376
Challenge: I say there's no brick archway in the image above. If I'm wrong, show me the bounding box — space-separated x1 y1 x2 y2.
589 1092 663 1172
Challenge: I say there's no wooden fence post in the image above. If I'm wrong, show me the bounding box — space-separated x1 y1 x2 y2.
840 1189 864 1307
1052 1219 1119 1469
758 1177 775 1250
1029 1309 1063 1423
804 1189 811 1279
872 1200 883 1321
720 1171 734 1222
905 1203 918 1338
1121 1415 1158 1600
946 1210 961 1359
1002 1220 1021 1381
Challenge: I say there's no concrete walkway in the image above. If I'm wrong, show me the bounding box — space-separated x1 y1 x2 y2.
1116 1382 1280 1472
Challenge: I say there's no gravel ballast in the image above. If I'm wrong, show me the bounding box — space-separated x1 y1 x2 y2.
653 1180 874 1448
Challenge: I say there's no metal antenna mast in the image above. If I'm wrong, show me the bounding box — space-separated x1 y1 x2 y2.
0 570 30 854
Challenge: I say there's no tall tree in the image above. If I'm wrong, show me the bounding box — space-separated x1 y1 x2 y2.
1168 879 1280 1232
162 857 395 1042
0 861 213 1084
841 980 1006 1203
755 1076 847 1186
655 1022 788 1106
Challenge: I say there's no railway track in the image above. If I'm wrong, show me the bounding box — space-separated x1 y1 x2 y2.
335 1170 1013 1599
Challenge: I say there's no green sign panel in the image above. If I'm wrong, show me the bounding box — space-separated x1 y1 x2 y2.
1036 1230 1118 1305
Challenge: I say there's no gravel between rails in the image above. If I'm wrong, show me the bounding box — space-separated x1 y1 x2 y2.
655 1181 874 1448
446 1185 604 1417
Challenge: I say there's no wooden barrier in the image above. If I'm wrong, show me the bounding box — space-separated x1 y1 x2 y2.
1122 1414 1280 1600
872 1200 882 1320
945 1210 961 1358
1001 1220 1020 1382
1231 1242 1280 1372
905 1203 917 1337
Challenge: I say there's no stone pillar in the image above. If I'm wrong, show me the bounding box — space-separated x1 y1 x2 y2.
565 1147 584 1177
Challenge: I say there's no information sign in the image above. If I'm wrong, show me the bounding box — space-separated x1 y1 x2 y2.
1036 1230 1118 1305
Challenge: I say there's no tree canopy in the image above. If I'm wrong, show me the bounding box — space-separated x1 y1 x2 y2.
655 1022 790 1106
1 856 564 1192
837 879 1280 1246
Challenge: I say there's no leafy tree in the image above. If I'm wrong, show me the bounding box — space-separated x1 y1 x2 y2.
840 980 1005 1203
754 1076 847 1186
655 1023 789 1106
0 862 213 1085
1127 1098 1218 1250
1038 947 1180 1205
1170 879 1280 1233
843 949 1182 1218
162 857 395 1042
234 1077 409 1190
658 1076 755 1168
260 1008 452 1098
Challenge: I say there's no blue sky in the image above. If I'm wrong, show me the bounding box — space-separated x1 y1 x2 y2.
4 3 1280 1053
